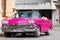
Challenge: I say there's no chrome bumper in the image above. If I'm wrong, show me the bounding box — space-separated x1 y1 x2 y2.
2 28 37 32
2 24 37 32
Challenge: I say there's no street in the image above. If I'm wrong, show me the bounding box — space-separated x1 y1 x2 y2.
0 27 60 40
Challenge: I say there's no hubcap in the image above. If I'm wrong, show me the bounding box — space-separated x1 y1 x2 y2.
37 27 40 36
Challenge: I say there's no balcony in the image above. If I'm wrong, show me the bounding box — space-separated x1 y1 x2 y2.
15 0 52 9
15 0 57 9
16 3 51 9
15 0 51 4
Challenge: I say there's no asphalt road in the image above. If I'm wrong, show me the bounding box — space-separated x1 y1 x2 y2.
0 27 60 40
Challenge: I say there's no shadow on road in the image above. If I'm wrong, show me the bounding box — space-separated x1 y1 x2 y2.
0 34 4 37
13 34 46 38
0 34 49 38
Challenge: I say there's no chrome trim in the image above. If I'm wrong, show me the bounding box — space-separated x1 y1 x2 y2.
2 24 36 32
2 27 37 32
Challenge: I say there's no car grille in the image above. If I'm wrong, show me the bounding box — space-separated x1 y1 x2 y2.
7 24 33 30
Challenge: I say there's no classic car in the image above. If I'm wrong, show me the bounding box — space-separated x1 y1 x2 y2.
2 11 53 37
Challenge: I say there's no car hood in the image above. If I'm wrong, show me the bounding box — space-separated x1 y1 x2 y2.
7 18 50 25
7 18 41 25
8 18 31 25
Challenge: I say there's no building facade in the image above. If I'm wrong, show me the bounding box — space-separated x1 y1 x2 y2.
0 0 60 26
53 0 60 25
0 0 2 31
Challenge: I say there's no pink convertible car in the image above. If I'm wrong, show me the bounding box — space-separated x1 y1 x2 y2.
2 11 53 37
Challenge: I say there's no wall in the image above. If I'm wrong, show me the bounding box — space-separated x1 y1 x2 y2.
52 9 59 25
6 0 15 17
0 0 2 12
0 0 2 33
59 7 60 23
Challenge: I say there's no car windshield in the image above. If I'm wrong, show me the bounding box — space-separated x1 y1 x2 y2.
14 11 41 18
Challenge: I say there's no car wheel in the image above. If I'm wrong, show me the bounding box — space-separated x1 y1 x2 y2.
34 27 40 37
4 32 12 37
45 32 49 35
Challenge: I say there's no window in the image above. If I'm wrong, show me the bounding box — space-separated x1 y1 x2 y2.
14 11 41 18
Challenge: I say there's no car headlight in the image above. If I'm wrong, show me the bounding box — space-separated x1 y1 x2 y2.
28 19 34 23
3 26 8 29
2 20 8 24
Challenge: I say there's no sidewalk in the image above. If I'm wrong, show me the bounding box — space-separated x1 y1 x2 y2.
0 14 3 35
53 23 60 27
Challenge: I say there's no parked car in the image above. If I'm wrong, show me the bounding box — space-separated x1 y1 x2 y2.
1 11 53 37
